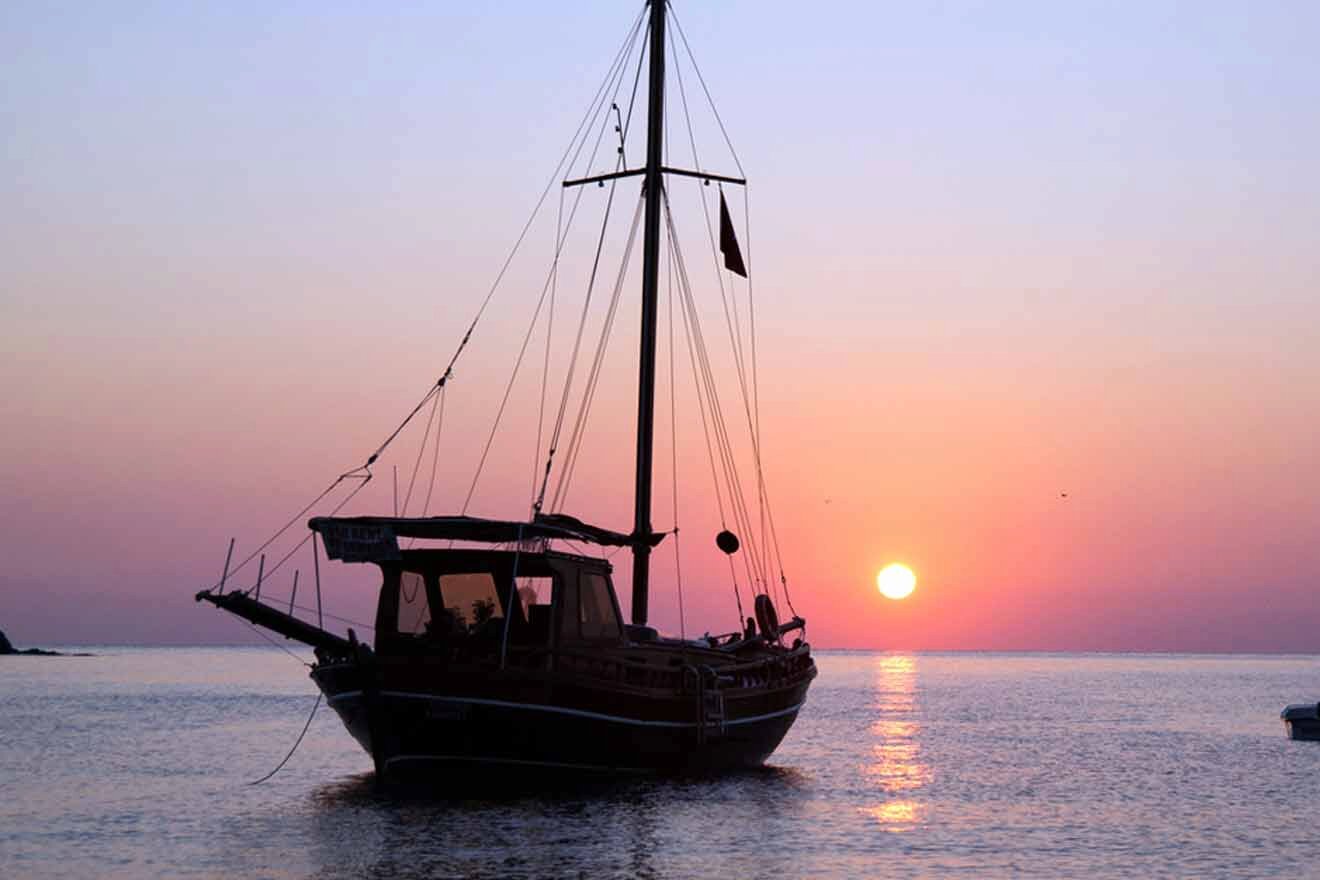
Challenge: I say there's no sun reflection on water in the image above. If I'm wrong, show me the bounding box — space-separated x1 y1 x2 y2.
860 654 930 832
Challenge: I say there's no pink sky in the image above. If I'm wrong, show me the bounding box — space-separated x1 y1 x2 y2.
2 1 1317 650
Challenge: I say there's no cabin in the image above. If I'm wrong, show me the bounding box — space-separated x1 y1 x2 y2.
372 548 626 658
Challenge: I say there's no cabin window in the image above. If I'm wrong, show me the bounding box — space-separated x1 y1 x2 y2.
396 571 430 635
516 576 554 644
558 570 621 642
557 577 580 642
516 576 551 611
438 572 504 633
579 572 621 640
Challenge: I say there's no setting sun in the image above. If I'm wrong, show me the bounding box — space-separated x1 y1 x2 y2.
877 564 917 600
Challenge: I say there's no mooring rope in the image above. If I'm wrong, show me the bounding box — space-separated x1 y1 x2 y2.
249 693 322 785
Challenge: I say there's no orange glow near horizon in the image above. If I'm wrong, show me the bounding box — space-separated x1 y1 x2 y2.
3 2 1320 652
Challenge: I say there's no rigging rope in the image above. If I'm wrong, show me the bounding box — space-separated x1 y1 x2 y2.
400 388 441 517
667 40 779 604
207 3 805 645
535 20 653 513
746 217 770 594
666 21 799 614
419 384 447 519
533 182 624 512
472 14 648 514
240 618 314 668
550 74 650 509
237 474 373 599
741 183 797 617
669 7 745 177
551 193 646 512
204 7 649 593
261 602 375 632
203 470 368 593
433 2 648 421
530 190 563 514
663 68 687 642
665 208 746 623
666 204 687 641
665 191 771 610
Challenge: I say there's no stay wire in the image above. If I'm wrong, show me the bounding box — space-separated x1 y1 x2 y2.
264 600 375 632
551 193 646 512
657 92 727 532
619 10 651 150
667 217 744 623
670 35 749 388
564 8 647 184
678 264 764 609
467 24 645 513
403 384 449 551
400 389 440 517
212 8 647 592
668 223 726 528
671 43 777 600
534 182 626 512
664 193 769 601
433 1 646 387
663 68 686 641
553 195 642 508
461 247 569 514
530 190 563 513
741 184 794 615
240 619 313 668
204 472 365 591
532 175 619 514
668 6 745 176
668 35 778 603
536 16 652 511
665 192 687 641
419 384 447 519
239 474 373 600
672 14 776 599
372 3 646 499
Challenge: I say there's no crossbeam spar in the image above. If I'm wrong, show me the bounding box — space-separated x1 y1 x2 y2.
563 165 745 189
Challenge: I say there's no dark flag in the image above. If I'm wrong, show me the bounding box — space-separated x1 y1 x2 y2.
718 191 747 277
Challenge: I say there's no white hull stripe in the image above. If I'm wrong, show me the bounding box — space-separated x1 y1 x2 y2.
325 689 805 728
384 754 652 774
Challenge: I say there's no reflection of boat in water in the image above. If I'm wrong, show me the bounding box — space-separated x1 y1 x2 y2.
195 0 815 779
1281 703 1320 740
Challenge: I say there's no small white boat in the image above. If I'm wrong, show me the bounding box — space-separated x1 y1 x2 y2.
1281 703 1320 740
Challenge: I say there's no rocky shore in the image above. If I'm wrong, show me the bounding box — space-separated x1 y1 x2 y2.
0 629 81 656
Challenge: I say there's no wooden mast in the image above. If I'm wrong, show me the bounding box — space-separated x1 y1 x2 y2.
630 0 666 627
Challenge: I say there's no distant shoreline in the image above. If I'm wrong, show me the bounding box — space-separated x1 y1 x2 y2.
0 629 90 657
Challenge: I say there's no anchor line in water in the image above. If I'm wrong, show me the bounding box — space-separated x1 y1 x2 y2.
249 693 322 785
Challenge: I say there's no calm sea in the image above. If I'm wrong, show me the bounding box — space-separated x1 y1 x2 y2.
2 648 1318 878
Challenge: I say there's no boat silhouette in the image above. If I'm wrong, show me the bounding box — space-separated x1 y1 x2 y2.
197 0 816 778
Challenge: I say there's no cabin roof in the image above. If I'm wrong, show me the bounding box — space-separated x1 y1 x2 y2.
308 513 660 563
389 546 613 574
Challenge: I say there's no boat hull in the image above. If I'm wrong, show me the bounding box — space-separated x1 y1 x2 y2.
312 657 813 777
1282 703 1320 741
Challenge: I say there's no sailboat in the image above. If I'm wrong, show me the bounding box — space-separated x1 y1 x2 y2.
197 0 816 777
